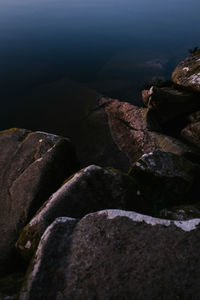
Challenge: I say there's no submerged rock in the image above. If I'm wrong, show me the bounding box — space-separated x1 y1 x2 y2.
19 209 200 300
129 150 200 215
142 86 200 124
100 97 196 164
16 165 143 261
172 53 200 92
0 128 79 271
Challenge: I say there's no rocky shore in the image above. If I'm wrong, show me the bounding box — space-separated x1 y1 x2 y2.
0 53 200 300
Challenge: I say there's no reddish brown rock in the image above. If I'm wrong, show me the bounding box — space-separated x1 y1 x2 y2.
100 97 195 164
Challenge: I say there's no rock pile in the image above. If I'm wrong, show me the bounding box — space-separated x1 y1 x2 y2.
0 53 200 300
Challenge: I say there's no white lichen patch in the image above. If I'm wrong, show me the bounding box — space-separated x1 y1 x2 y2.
183 67 189 72
188 73 200 85
97 209 200 232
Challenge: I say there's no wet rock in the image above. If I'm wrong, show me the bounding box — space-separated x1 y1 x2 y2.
128 150 200 215
181 120 200 148
172 53 200 92
159 203 200 220
16 165 143 261
19 209 200 300
0 128 79 271
100 97 196 164
142 86 200 124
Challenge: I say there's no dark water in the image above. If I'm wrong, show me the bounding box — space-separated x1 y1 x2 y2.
0 0 200 164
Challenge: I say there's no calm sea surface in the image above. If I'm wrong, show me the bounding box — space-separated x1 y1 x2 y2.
0 0 200 160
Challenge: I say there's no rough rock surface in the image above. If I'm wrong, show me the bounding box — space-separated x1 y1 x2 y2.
16 165 143 261
0 128 79 271
181 121 200 148
19 209 200 300
100 97 196 164
142 86 200 124
188 111 200 123
19 217 77 300
172 53 200 92
128 150 200 214
159 203 200 220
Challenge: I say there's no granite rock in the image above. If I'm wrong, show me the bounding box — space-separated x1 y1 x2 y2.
19 209 200 300
100 97 196 164
172 53 200 92
16 165 143 261
0 128 79 271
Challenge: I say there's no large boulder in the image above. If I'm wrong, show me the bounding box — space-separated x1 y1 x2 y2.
100 97 196 164
19 217 77 300
172 53 200 92
0 128 79 271
128 150 200 215
16 165 143 261
19 209 200 300
142 86 200 124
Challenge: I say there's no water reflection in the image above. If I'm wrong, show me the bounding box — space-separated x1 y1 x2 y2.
0 0 200 165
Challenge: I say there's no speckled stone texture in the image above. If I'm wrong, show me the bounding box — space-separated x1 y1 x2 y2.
129 150 200 212
172 53 200 92
100 97 196 164
16 165 143 261
0 128 79 271
19 210 200 300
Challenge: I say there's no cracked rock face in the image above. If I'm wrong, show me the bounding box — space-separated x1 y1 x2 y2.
19 209 200 300
0 128 79 271
100 97 195 164
172 53 200 92
16 165 144 261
